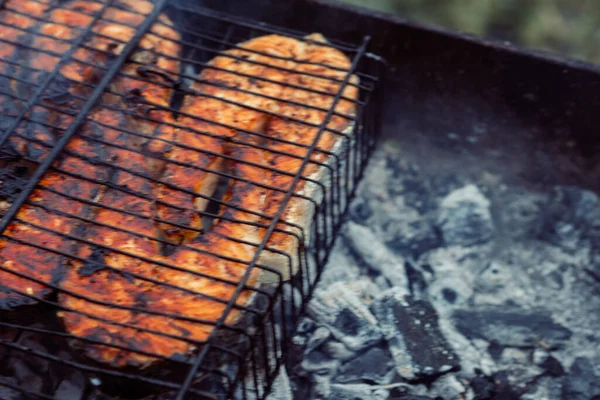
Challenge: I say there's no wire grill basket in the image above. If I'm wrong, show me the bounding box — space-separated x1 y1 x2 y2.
0 0 386 398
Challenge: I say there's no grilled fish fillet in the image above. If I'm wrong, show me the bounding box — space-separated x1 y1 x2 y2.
57 33 358 368
195 33 359 281
0 0 180 309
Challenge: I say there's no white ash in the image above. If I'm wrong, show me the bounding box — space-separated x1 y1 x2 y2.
266 140 600 400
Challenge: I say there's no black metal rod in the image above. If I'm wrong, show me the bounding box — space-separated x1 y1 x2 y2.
0 0 168 234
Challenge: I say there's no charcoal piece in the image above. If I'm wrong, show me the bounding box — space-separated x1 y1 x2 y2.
436 184 495 246
334 346 395 385
469 371 521 400
308 282 382 352
312 374 332 399
442 288 457 304
296 318 317 335
371 288 459 380
305 326 331 354
536 186 600 252
384 157 435 214
301 350 340 375
561 357 600 400
344 222 410 294
381 206 440 258
541 356 565 377
404 260 428 298
487 341 504 361
452 307 572 349
348 197 372 223
330 384 388 400
321 340 356 362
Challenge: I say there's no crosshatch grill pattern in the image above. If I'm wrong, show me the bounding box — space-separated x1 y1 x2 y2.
0 0 386 399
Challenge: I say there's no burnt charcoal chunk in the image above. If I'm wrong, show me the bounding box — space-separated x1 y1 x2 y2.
536 186 600 252
452 307 572 349
541 356 565 377
436 184 495 246
335 346 395 384
308 282 382 352
301 350 339 375
384 158 435 213
348 197 372 223
442 288 457 304
404 260 428 297
371 288 459 380
487 341 504 361
383 211 440 258
334 309 362 336
562 357 600 400
469 371 522 400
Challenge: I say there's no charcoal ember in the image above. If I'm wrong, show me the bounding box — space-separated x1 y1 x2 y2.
344 222 410 294
452 307 572 349
379 206 440 258
436 184 495 246
308 282 382 352
536 186 600 252
561 357 600 400
334 346 395 385
371 288 459 380
329 383 388 400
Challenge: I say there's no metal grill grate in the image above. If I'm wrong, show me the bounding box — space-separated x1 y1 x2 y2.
0 0 386 399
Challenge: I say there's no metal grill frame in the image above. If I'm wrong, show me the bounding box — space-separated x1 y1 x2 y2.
0 0 387 399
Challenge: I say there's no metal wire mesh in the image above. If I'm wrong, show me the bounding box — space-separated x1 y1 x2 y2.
0 0 386 399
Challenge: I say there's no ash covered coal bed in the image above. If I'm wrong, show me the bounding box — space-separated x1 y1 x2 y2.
266 137 600 400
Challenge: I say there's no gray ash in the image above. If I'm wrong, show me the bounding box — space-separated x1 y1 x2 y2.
269 138 600 400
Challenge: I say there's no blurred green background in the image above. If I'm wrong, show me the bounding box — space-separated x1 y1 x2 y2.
338 0 600 65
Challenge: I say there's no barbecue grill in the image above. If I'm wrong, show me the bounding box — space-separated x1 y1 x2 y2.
1 0 599 400
0 0 384 399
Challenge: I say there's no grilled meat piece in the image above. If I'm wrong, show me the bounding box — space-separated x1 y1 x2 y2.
0 0 181 309
59 136 269 368
57 33 358 368
194 33 359 281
